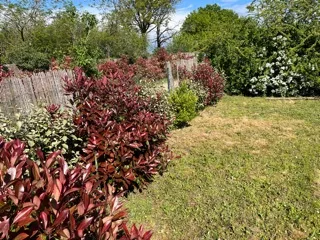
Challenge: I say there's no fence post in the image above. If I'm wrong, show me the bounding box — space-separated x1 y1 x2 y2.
166 61 174 92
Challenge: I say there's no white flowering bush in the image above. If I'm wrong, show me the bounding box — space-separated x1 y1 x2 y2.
249 35 318 96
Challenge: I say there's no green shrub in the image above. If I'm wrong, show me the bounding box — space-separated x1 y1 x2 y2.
169 82 198 127
72 40 100 76
7 45 50 72
0 105 83 165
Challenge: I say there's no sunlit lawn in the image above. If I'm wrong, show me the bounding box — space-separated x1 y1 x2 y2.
125 96 320 239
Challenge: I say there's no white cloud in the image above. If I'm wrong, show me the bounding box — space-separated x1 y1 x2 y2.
169 6 193 30
79 6 104 22
226 3 249 16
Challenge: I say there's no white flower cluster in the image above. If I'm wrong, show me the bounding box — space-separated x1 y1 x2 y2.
249 35 314 96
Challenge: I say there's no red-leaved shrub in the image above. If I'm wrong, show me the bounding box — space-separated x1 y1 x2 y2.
0 138 152 239
134 57 165 82
154 48 172 71
193 60 224 105
64 68 172 193
171 59 225 106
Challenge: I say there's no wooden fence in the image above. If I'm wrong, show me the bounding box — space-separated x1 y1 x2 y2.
0 70 74 115
173 53 198 72
0 54 198 116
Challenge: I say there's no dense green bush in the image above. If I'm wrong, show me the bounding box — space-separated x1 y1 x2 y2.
7 45 50 72
169 82 198 127
0 105 82 165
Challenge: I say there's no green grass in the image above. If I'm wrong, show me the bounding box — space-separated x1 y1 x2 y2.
125 96 320 240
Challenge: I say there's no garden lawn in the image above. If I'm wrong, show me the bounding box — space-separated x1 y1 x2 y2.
125 96 320 240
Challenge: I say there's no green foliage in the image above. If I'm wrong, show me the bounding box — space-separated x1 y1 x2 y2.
248 0 320 96
7 44 50 71
72 39 100 76
0 105 83 165
169 82 198 127
170 2 320 96
168 4 260 95
0 2 147 71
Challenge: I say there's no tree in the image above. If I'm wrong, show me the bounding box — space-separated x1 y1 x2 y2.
104 0 180 49
169 4 261 94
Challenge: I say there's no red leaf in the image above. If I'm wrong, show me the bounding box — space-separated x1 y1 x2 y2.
0 217 10 239
40 211 48 229
14 181 25 199
13 233 29 240
32 162 41 180
113 211 127 221
77 202 85 216
85 181 93 193
143 230 153 240
130 224 139 238
52 209 69 227
52 179 62 202
13 207 33 225
101 216 113 235
16 216 35 227
33 196 41 210
77 217 93 237
64 187 80 196
45 151 60 168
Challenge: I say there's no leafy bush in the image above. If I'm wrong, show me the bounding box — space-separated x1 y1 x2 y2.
186 80 207 111
138 83 175 122
134 57 165 82
249 35 319 97
170 60 225 108
64 68 172 193
175 65 193 81
7 45 50 72
0 105 82 166
193 60 225 105
98 56 136 79
72 40 100 77
0 138 152 239
169 82 198 127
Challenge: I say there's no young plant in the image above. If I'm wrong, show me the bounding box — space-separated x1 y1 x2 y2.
169 82 198 127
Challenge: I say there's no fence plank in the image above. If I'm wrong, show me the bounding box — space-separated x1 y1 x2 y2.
0 70 74 115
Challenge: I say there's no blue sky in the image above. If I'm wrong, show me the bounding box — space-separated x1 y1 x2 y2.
177 0 251 15
77 0 252 45
166 0 251 32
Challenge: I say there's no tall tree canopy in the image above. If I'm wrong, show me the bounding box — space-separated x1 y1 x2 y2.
105 0 180 48
169 4 260 94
